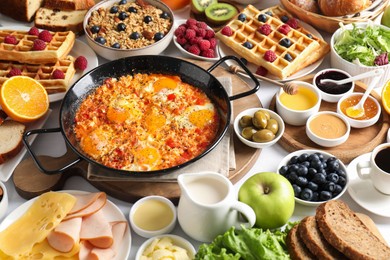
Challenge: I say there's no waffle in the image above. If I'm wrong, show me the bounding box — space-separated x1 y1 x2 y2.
0 56 76 94
0 29 75 64
216 5 329 79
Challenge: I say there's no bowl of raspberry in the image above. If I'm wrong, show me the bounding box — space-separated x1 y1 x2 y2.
277 149 349 206
173 19 220 61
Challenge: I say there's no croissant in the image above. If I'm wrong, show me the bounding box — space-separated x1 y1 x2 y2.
318 0 371 16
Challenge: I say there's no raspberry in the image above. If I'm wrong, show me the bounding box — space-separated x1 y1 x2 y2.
189 36 202 45
185 29 196 40
255 66 268 76
32 39 46 50
38 30 53 42
4 35 18 45
198 39 211 51
187 44 200 55
186 18 197 27
278 24 291 35
176 35 187 45
221 26 233 36
75 56 88 70
264 50 277 62
374 53 389 66
197 28 207 38
258 24 271 36
286 18 299 29
205 29 215 39
174 26 186 37
7 67 22 77
28 27 40 36
196 21 208 29
209 38 218 49
52 69 65 79
201 49 215 58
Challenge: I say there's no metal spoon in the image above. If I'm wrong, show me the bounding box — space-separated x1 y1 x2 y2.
345 73 383 118
320 69 383 85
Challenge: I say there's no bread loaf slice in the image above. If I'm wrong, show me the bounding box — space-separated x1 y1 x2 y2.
0 120 26 165
0 0 44 22
298 216 346 260
316 200 390 260
286 224 315 260
34 8 87 34
44 0 96 10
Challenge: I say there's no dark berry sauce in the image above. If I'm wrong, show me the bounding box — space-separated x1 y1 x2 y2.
315 70 353 95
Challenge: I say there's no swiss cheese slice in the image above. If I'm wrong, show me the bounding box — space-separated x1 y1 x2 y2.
0 192 76 258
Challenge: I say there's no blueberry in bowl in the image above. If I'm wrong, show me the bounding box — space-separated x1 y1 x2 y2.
277 149 348 206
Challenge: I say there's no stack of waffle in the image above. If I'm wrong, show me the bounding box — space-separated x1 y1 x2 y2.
216 5 329 80
0 29 76 93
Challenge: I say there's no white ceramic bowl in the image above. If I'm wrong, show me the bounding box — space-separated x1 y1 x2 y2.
276 81 321 126
330 22 390 88
83 0 175 60
234 108 285 149
173 19 220 61
0 181 8 221
337 92 381 128
313 68 354 103
306 111 350 147
135 234 196 260
277 149 349 206
129 195 177 238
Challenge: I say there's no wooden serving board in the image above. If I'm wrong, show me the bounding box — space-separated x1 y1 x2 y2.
12 59 262 204
269 75 389 164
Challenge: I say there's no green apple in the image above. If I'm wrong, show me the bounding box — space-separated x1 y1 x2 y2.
381 4 390 28
238 172 295 230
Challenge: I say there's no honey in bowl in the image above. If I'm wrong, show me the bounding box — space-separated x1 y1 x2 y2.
340 95 379 120
279 87 318 111
309 113 348 139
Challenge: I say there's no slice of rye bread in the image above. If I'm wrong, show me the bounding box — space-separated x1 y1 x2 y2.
316 200 390 260
356 213 388 245
298 216 347 260
0 120 26 165
286 224 315 260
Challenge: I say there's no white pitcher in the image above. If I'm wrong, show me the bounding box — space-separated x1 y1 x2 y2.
177 171 256 242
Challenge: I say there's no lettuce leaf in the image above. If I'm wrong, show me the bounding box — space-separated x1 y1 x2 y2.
334 22 390 66
195 223 298 260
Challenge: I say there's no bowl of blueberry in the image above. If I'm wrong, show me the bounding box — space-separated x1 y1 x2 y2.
278 149 348 206
84 0 174 60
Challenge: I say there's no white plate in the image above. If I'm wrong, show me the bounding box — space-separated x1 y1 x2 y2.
173 19 220 61
218 20 324 82
0 26 99 103
0 110 52 182
0 190 131 259
347 153 390 218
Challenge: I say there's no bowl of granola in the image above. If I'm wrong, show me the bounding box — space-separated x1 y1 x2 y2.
84 0 174 60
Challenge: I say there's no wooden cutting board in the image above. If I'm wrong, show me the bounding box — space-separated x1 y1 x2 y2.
13 59 263 204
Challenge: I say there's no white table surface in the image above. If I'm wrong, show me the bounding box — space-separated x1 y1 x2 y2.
1 1 389 259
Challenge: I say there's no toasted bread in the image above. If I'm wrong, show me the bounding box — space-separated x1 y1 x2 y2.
286 224 315 260
316 200 390 260
0 120 26 165
44 0 96 10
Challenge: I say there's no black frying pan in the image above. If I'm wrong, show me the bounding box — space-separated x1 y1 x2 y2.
23 55 259 177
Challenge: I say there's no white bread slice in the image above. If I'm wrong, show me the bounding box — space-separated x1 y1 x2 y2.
0 120 26 165
34 8 87 35
44 0 96 10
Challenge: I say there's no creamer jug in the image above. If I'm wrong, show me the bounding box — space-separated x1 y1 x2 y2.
177 171 256 242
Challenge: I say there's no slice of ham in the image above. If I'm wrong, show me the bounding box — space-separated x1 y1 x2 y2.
47 217 82 253
64 192 107 220
80 209 113 249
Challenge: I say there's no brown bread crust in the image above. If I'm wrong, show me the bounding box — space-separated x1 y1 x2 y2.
298 216 346 260
316 200 390 260
286 225 315 260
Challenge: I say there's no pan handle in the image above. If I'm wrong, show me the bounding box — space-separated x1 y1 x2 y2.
23 127 83 175
207 55 260 100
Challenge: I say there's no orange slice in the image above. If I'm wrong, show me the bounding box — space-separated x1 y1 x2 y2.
381 80 390 115
0 76 49 123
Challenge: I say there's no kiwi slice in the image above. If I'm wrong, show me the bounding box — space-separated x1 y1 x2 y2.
191 0 218 14
205 3 238 25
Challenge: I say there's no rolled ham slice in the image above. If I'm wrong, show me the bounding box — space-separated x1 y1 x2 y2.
64 192 107 220
47 217 82 253
80 209 113 249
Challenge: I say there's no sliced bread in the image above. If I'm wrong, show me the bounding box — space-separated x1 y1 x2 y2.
0 0 44 22
286 224 315 260
34 8 87 34
44 0 96 10
298 216 346 260
316 200 390 260
0 120 26 165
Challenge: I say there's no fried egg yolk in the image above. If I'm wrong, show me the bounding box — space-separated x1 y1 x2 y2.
107 97 142 123
134 146 161 170
178 104 215 129
80 128 111 159
153 77 178 92
144 106 166 133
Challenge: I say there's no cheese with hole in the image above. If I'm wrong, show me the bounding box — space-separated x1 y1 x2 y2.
0 192 76 258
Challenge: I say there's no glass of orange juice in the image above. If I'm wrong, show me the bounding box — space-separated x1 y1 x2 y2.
161 0 190 10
